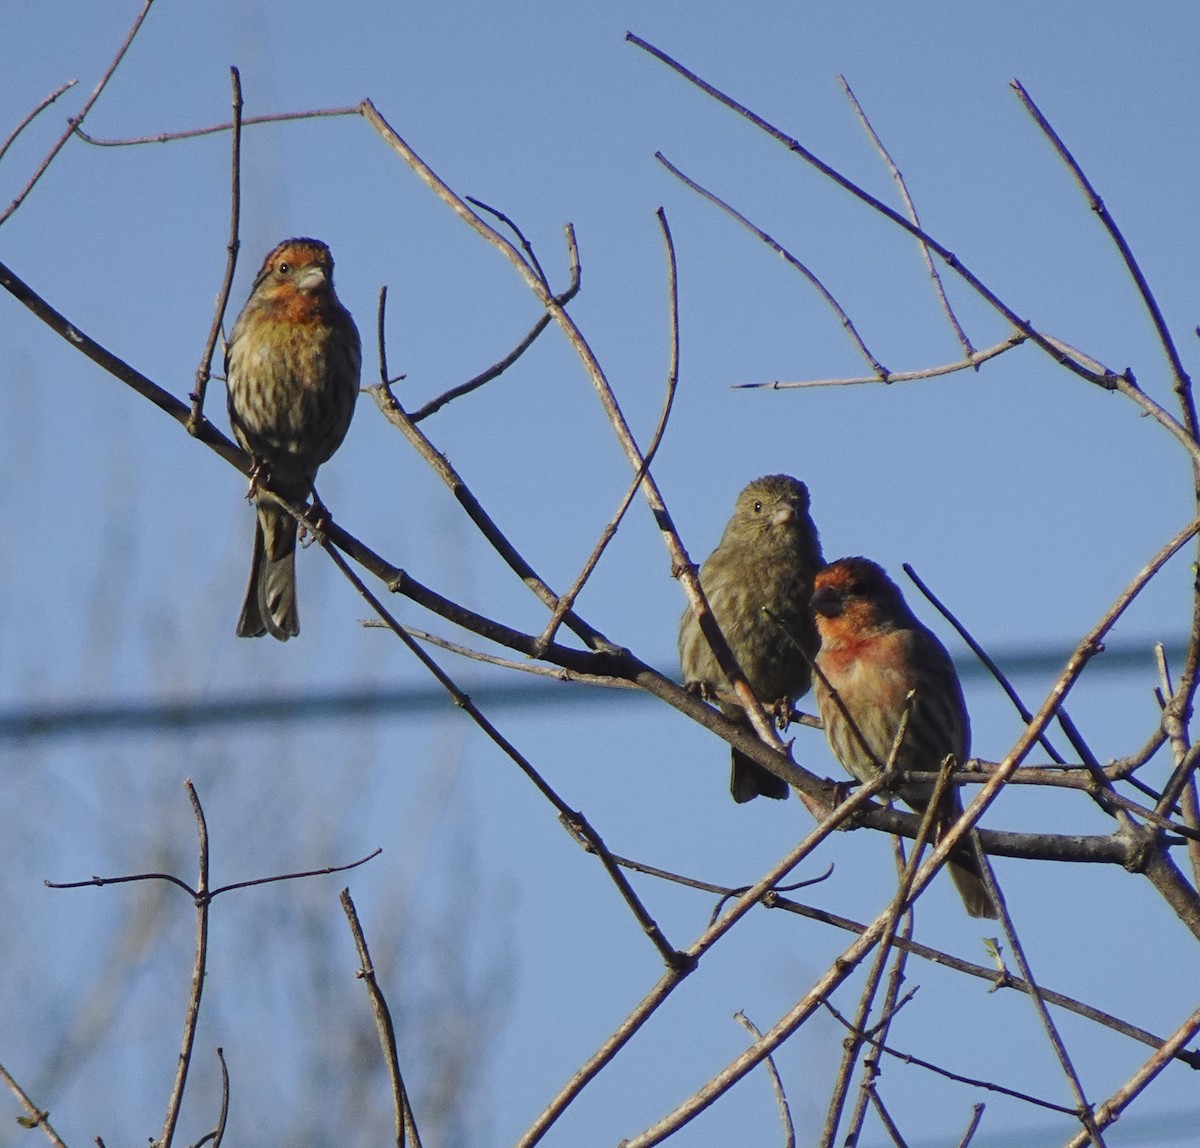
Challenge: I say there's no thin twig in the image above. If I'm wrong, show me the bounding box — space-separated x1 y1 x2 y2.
838 74 975 357
1061 1003 1200 1148
535 207 681 650
341 889 421 1148
185 1047 230 1148
734 1012 795 1148
408 218 581 423
0 1062 68 1147
974 855 1104 1144
655 150 888 378
364 621 641 686
903 562 1066 763
369 287 610 654
1010 79 1197 440
739 334 1023 389
159 779 211 1148
0 79 78 168
189 66 242 430
866 1088 909 1147
955 1104 986 1148
822 1001 1076 1114
844 835 916 1144
71 104 362 147
0 0 155 227
466 195 549 286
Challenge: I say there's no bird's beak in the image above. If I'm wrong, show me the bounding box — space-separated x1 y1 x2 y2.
296 267 328 293
811 585 842 618
771 502 795 527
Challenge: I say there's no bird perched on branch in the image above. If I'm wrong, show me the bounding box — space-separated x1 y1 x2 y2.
679 474 824 802
225 238 361 640
810 557 997 919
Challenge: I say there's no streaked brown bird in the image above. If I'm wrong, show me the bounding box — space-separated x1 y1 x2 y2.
225 238 361 640
811 557 998 919
679 474 824 802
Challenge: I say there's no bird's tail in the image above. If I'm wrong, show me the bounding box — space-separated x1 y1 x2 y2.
946 851 998 920
730 745 789 803
237 501 299 640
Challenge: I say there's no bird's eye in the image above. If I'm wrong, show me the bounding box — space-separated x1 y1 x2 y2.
753 500 763 513
278 261 290 275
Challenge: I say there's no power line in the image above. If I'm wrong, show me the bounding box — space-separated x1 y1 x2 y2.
0 638 1182 742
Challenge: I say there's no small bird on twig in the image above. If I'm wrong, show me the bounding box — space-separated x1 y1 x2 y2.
811 557 998 919
225 238 361 640
679 474 824 803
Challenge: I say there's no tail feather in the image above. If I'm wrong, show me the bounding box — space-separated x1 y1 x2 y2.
947 852 998 920
237 505 299 640
730 747 789 803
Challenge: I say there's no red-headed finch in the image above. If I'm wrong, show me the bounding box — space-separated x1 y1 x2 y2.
225 238 361 640
811 557 997 919
679 475 824 802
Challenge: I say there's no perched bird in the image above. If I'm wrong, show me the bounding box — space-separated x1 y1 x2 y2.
225 238 361 640
679 475 824 802
811 557 997 919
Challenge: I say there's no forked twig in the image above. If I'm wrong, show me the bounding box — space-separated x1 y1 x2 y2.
1 0 154 227
655 151 889 379
409 221 581 423
739 334 1022 389
627 34 1200 471
535 207 681 650
0 79 77 168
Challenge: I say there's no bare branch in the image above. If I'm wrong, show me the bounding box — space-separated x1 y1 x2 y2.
0 79 77 168
0 0 155 227
71 104 362 147
535 207 681 650
1061 1003 1200 1147
655 150 889 379
738 334 1023 389
0 1062 68 1148
159 779 211 1148
1011 79 1197 439
733 1013 795 1148
189 67 242 430
341 889 422 1148
838 73 975 357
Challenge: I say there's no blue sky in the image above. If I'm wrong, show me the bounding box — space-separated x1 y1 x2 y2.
2 3 1198 1146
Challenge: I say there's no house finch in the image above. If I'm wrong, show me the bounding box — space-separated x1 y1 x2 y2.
679 475 824 802
225 238 361 640
811 557 997 919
